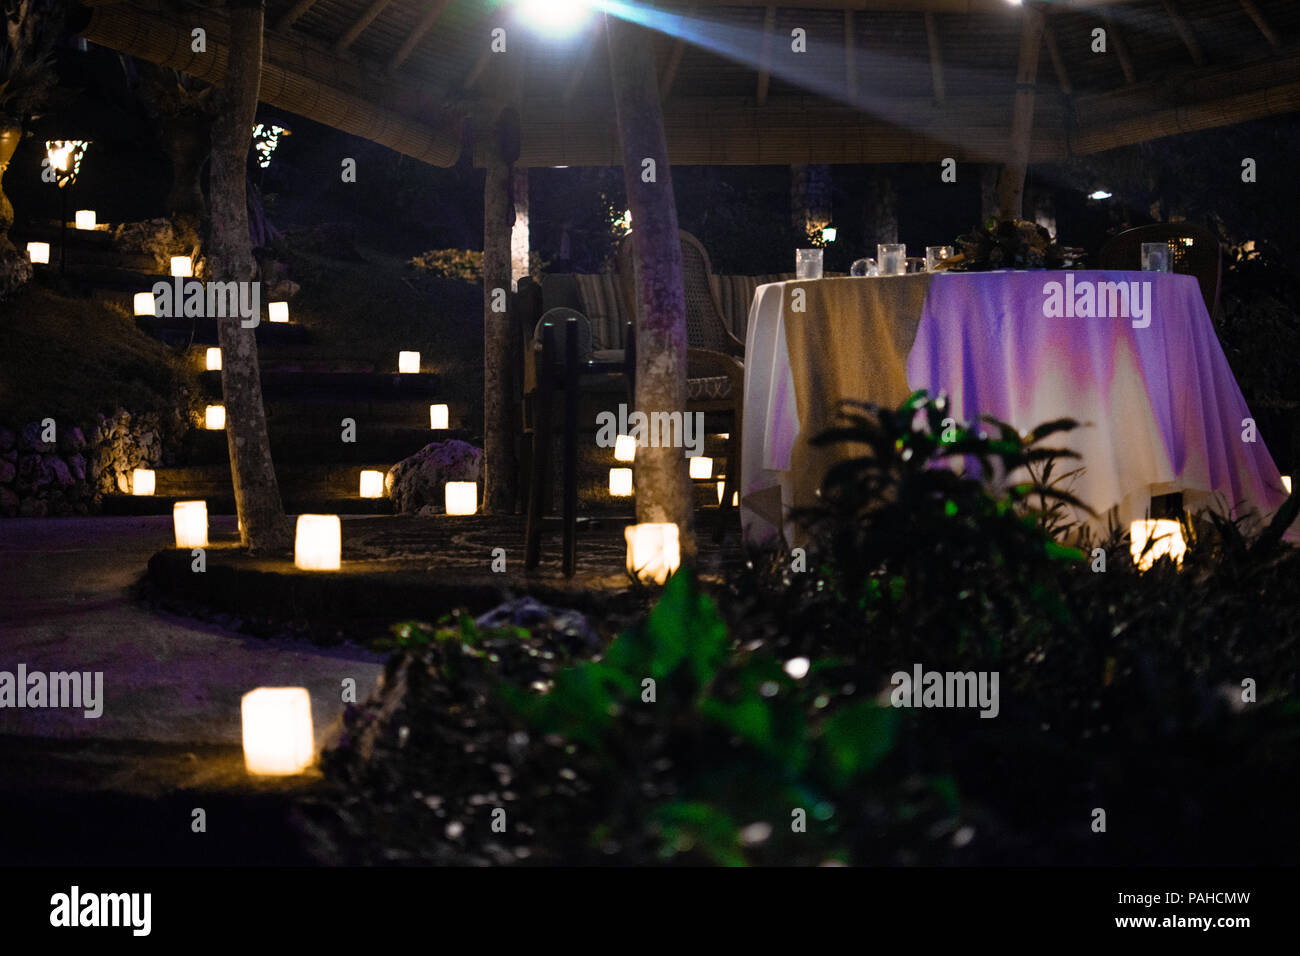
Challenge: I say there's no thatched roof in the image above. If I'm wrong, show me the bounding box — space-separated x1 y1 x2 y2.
78 0 1300 166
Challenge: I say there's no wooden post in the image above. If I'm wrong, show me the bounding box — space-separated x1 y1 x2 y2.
997 3 1046 221
209 0 291 552
606 15 695 558
482 111 516 514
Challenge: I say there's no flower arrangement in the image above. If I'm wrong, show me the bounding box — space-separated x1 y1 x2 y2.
945 219 1085 272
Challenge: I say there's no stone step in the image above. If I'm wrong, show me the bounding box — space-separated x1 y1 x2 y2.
179 426 447 465
99 494 394 517
136 316 311 348
196 369 441 400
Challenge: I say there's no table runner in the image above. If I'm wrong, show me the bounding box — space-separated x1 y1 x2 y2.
742 270 1295 547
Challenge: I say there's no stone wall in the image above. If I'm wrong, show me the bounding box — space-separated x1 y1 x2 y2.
0 409 171 517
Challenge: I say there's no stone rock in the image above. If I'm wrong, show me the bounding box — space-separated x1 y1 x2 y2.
0 245 33 301
16 454 39 490
475 597 601 653
0 459 13 484
1 449 14 463
57 426 87 454
385 440 484 515
68 453 87 481
0 426 14 451
19 422 53 453
0 486 17 517
40 456 73 487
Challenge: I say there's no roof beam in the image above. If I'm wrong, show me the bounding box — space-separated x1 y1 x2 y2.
923 12 945 103
844 11 857 98
1072 41 1300 152
564 38 597 103
1160 0 1206 66
465 46 492 90
388 0 455 72
756 6 776 106
659 0 1138 10
334 0 394 54
661 35 688 101
1238 0 1280 48
82 0 463 166
1042 22 1073 95
274 0 318 32
1100 12 1137 84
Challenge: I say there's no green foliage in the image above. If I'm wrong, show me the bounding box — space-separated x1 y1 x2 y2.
406 248 484 282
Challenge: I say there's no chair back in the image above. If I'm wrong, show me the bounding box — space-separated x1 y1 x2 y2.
1098 222 1222 314
617 230 739 354
534 308 593 363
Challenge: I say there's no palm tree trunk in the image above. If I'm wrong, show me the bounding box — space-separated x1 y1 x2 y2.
209 0 291 551
606 16 695 558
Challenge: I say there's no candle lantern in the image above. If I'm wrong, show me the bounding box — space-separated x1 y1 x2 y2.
170 256 193 277
609 467 633 497
689 456 713 479
132 468 155 496
294 514 341 570
359 470 384 499
613 435 636 462
429 404 449 429
624 523 680 585
241 687 315 775
74 210 96 230
133 292 156 316
205 405 226 430
398 351 420 374
26 242 49 264
173 501 208 548
206 347 222 371
1130 519 1186 571
268 301 289 323
445 481 478 515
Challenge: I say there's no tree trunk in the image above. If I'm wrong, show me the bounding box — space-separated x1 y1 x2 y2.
997 4 1046 220
209 0 291 552
865 171 898 247
483 146 516 513
606 16 695 559
980 164 1001 223
163 113 211 225
510 166 529 291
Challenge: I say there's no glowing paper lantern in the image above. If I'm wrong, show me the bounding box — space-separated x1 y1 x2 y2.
205 404 226 430
716 480 726 504
445 481 478 515
1130 519 1186 571
206 347 222 371
172 501 208 548
170 255 193 277
359 470 384 499
74 210 96 230
1284 476 1292 494
398 351 420 374
624 523 680 585
689 456 713 479
609 467 633 497
132 468 155 496
241 687 314 776
294 514 341 571
133 292 156 316
26 242 49 264
268 301 289 323
429 404 449 429
613 435 636 462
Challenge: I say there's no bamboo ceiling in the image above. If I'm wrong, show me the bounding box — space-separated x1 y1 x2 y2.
76 0 1300 167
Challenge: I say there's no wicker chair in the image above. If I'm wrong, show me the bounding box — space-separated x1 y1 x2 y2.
1098 222 1222 315
615 230 745 539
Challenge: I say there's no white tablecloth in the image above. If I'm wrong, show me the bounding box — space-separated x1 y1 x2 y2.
741 271 1295 547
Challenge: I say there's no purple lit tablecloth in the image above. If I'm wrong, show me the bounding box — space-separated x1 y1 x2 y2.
741 270 1296 547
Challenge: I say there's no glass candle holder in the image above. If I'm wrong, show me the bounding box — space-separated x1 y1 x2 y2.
850 257 877 277
795 248 824 280
926 245 955 272
1141 242 1171 273
877 244 906 276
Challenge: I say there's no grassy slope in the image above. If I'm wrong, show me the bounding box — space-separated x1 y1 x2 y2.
0 287 193 429
279 243 485 437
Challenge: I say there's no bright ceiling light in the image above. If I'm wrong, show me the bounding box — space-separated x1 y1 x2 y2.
517 0 592 36
1088 190 1113 200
